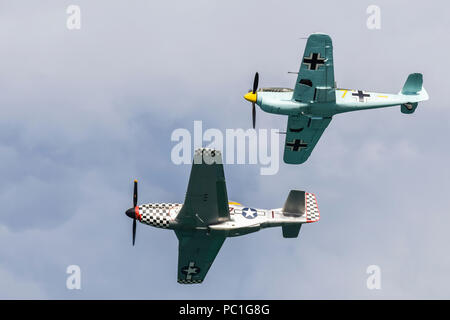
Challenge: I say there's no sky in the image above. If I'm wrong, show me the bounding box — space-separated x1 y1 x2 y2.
0 0 449 299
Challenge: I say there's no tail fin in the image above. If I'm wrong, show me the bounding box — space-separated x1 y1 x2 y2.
400 73 429 114
282 190 320 221
281 190 320 238
282 190 306 217
402 73 423 95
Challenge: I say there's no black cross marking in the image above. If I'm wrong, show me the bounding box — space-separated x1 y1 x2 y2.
286 139 308 152
352 90 370 102
303 53 326 71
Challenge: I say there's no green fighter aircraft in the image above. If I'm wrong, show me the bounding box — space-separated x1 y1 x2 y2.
244 33 429 164
125 148 320 284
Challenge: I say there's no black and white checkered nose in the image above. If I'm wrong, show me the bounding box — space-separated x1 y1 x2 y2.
125 207 136 219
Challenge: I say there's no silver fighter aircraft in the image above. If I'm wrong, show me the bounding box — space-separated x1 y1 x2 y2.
125 148 320 284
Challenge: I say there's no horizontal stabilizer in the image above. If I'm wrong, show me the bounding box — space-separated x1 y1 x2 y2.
401 102 418 114
282 224 302 238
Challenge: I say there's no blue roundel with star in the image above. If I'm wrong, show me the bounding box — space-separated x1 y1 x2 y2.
242 207 258 219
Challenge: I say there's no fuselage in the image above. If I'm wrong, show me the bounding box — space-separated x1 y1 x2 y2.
256 88 418 118
132 199 319 238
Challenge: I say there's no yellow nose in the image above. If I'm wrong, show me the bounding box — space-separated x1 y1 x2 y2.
244 92 257 103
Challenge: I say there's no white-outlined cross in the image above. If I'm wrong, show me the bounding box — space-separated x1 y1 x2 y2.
303 52 326 71
182 261 200 280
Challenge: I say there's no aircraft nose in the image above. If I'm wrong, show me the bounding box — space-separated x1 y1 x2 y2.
244 92 257 103
125 207 136 219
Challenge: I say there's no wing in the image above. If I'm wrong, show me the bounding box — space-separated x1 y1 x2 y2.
176 230 225 284
293 33 335 103
283 114 332 164
176 148 230 227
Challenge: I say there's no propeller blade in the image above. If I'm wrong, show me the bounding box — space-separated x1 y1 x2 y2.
133 180 138 207
132 218 136 246
252 72 259 94
252 103 256 129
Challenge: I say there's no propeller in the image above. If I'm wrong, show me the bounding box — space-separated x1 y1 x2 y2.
244 72 259 129
252 72 259 93
132 179 137 246
125 180 138 246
